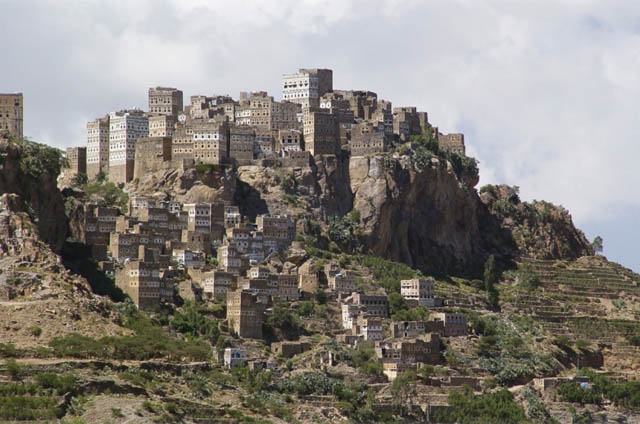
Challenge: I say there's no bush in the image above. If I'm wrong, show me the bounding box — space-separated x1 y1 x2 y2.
5 359 23 381
16 138 65 178
35 372 77 394
431 386 527 423
49 310 212 361
82 181 128 212
0 342 21 358
170 302 220 343
29 326 43 337
355 255 420 293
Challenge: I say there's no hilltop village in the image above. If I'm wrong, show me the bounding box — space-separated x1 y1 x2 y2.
57 68 471 380
1 70 640 423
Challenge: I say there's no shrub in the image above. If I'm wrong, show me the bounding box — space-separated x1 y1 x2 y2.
170 302 220 342
0 342 21 358
29 326 43 337
5 359 23 381
82 181 128 212
35 372 77 394
355 255 420 293
16 138 65 178
431 386 527 424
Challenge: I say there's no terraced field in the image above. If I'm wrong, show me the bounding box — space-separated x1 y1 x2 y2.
503 256 640 373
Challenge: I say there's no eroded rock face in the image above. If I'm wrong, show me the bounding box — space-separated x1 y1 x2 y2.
480 184 593 260
349 155 494 275
309 153 353 219
127 165 237 204
0 140 68 252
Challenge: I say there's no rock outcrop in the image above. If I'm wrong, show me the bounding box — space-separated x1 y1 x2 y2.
349 155 496 275
0 138 68 252
480 184 593 260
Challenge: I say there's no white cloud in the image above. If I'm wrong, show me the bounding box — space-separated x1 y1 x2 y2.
1 0 638 269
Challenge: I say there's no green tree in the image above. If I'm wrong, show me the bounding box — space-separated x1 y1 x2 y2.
390 371 417 413
483 255 500 310
592 236 604 255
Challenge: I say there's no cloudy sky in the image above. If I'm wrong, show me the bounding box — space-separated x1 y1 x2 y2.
1 0 638 270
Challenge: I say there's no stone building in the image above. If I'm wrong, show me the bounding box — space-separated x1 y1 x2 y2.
65 147 86 178
345 292 389 318
133 137 171 180
172 249 205 269
282 68 333 108
438 133 466 156
254 130 275 159
341 303 367 330
319 92 354 123
116 246 171 310
376 334 442 380
181 230 212 255
202 270 236 301
86 115 110 179
229 125 255 163
302 108 339 156
77 203 118 260
276 129 302 155
183 202 224 235
235 92 299 131
223 347 247 368
393 107 422 141
217 244 244 274
189 95 235 121
170 125 194 163
376 334 441 364
272 341 310 358
108 110 148 184
226 288 264 339
148 87 183 118
192 120 229 165
391 320 445 339
148 115 175 138
400 278 436 307
256 214 295 251
271 273 299 302
0 93 23 139
353 315 383 341
108 230 166 262
328 270 357 294
334 90 379 121
433 312 468 337
224 205 241 228
350 121 388 156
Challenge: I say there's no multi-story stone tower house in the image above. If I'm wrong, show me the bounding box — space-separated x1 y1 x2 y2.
0 93 23 139
108 110 148 184
226 288 264 339
282 68 333 108
191 119 229 165
86 115 110 179
65 147 87 177
302 108 339 155
148 115 175 138
148 87 183 118
235 92 299 131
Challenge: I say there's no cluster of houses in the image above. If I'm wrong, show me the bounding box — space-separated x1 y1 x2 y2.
75 190 469 380
61 68 474 381
63 68 467 185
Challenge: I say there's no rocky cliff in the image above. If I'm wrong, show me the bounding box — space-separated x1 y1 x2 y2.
479 184 593 260
0 138 68 252
348 154 508 275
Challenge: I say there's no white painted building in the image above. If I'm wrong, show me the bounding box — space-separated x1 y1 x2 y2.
86 115 110 179
400 278 436 307
108 110 148 183
282 68 333 109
